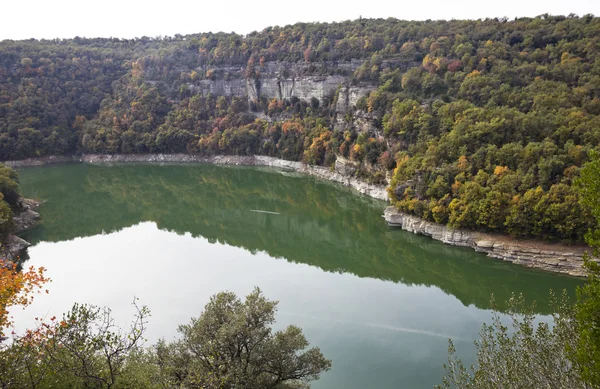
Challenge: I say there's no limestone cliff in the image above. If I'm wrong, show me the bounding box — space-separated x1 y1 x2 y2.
148 59 379 135
333 84 376 133
157 60 365 104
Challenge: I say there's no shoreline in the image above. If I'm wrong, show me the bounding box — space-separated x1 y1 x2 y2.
4 154 388 201
384 207 591 277
4 154 594 277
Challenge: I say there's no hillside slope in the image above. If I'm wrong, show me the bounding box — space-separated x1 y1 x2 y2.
1 15 599 241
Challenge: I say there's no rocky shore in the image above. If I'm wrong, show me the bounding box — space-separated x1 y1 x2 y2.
384 206 592 277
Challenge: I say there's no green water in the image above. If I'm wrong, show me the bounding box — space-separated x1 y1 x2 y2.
13 163 583 389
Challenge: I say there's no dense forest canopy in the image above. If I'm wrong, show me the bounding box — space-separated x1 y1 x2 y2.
1 15 599 241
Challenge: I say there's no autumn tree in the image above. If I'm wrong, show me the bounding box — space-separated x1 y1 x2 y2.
0 263 48 340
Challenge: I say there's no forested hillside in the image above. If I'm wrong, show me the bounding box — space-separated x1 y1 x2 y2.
1 15 599 241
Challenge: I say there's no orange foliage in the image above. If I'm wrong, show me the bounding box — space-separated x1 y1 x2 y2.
0 262 49 337
457 155 469 171
282 121 304 134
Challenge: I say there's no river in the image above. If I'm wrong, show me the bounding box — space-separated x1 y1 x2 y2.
12 163 583 389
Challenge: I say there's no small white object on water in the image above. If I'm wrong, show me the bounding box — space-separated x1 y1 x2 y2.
250 210 280 215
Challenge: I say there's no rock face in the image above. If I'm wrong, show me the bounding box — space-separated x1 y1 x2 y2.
333 84 376 132
1 234 30 260
153 60 380 131
259 75 347 102
335 84 373 112
383 206 593 277
192 78 247 97
163 60 369 106
13 198 41 233
0 198 41 261
192 74 349 106
3 155 73 168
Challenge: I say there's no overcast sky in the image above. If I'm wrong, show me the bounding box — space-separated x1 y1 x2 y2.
1 0 599 40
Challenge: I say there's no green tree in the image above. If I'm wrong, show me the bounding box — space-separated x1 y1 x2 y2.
573 260 600 387
43 300 150 389
437 294 583 389
578 150 600 250
156 288 331 389
573 150 600 386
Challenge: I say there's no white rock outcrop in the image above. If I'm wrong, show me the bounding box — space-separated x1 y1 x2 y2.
383 206 592 277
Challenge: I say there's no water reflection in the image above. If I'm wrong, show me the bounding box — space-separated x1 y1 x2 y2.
19 163 582 314
14 222 488 389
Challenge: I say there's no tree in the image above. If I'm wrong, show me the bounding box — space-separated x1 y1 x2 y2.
577 150 600 250
437 294 584 389
43 299 150 389
0 325 55 389
573 260 600 387
573 150 600 386
0 263 48 340
156 288 331 389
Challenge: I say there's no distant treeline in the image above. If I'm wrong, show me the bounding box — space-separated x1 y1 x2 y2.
1 15 599 241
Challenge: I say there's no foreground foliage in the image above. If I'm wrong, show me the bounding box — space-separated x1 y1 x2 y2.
438 153 600 388
156 288 331 389
437 292 591 388
0 288 330 388
0 263 47 339
574 151 600 387
0 164 22 240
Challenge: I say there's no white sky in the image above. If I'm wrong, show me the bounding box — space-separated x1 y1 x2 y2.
1 0 599 40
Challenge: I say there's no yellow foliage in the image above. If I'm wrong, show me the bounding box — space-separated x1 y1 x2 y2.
457 155 469 171
494 165 510 176
467 70 481 78
422 54 435 67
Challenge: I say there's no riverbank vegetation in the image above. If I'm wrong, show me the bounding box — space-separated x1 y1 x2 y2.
0 165 22 240
1 15 600 241
438 153 600 388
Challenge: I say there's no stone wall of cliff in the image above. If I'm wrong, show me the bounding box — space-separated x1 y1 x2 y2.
149 59 381 136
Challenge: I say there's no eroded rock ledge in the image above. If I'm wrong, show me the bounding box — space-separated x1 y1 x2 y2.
384 206 592 277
